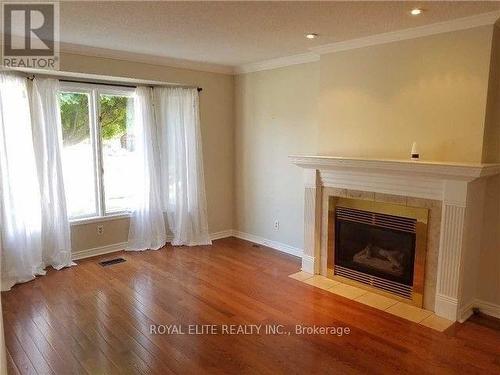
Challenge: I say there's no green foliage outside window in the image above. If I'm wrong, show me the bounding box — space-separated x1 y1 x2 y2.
59 92 131 146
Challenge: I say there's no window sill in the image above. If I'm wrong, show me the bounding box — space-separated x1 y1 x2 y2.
70 213 131 226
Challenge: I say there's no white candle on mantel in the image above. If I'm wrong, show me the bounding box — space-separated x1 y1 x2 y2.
411 142 419 160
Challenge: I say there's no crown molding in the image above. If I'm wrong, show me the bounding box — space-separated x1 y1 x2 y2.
310 10 500 55
234 52 319 74
55 10 500 76
60 42 235 75
235 10 500 74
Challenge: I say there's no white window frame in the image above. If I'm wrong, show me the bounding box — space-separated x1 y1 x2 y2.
59 81 135 222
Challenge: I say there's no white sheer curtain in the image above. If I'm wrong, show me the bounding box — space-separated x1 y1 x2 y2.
0 73 74 291
31 78 75 269
0 73 44 291
154 87 211 246
126 86 167 251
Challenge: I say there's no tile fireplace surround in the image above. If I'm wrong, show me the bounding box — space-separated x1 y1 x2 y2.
290 155 500 322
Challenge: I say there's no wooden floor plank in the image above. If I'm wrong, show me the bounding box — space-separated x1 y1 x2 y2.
6 350 21 375
3 329 37 375
2 237 500 374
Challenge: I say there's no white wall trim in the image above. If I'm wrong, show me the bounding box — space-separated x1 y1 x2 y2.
232 230 303 258
209 230 235 241
56 11 499 76
459 299 500 321
60 42 235 75
458 300 476 323
311 11 500 55
71 230 235 261
72 242 128 261
474 299 500 320
235 52 319 74
69 213 130 226
235 11 500 74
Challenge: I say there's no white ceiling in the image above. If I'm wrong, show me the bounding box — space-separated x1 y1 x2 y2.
60 1 500 72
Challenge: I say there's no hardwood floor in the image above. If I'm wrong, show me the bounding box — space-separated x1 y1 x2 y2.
2 237 500 374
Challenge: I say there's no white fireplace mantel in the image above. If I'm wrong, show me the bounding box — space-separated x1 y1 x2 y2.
290 155 500 322
290 155 500 181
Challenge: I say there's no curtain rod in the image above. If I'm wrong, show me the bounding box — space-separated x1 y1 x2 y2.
26 74 202 92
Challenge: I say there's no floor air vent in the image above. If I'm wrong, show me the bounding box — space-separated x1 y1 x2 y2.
99 258 126 267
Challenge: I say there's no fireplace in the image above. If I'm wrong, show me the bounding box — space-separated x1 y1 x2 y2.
291 155 500 321
329 198 428 307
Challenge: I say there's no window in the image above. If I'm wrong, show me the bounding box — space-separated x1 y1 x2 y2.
58 83 135 219
99 93 135 213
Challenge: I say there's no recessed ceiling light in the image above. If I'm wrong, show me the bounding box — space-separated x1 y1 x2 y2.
305 33 319 39
410 8 423 16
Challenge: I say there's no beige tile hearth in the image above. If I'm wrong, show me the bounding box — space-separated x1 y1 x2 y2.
303 275 340 290
288 271 314 281
329 283 368 299
420 314 455 332
386 302 433 323
290 271 453 332
355 292 399 310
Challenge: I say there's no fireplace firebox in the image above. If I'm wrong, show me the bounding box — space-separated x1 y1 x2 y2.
328 198 428 307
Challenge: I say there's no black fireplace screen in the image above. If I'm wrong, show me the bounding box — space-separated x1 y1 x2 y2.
335 209 416 286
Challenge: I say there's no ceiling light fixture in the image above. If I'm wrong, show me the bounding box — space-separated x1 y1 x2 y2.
410 8 423 16
305 33 319 39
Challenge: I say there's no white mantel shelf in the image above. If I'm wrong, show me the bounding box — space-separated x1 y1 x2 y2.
289 155 500 180
290 154 500 322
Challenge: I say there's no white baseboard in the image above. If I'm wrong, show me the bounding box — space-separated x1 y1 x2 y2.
232 230 303 258
458 300 475 323
72 242 128 261
474 299 500 320
209 230 234 240
71 230 234 261
71 230 303 261
457 299 500 322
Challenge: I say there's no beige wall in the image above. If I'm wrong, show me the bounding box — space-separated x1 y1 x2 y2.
478 175 500 305
318 26 494 162
234 63 319 249
482 25 500 163
60 53 235 252
478 24 500 307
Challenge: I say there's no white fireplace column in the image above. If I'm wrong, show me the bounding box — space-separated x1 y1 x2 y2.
302 169 321 274
435 179 488 321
